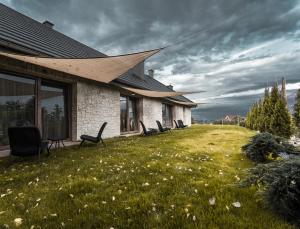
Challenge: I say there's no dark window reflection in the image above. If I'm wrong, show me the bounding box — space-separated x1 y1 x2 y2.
120 96 138 132
0 73 35 145
162 103 172 127
120 96 127 132
41 83 67 139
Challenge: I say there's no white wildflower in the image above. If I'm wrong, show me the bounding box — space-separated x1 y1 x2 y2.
14 218 23 227
112 196 115 201
232 202 241 208
0 211 5 215
193 215 196 221
69 194 74 198
50 213 57 217
209 197 216 205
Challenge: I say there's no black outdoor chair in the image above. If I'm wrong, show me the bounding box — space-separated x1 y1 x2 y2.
8 127 49 157
140 121 158 136
174 120 180 129
178 120 188 128
80 122 107 146
156 120 171 132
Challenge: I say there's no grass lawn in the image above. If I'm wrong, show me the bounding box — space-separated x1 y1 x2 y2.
0 125 296 229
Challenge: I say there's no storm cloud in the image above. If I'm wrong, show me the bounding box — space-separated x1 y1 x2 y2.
2 0 300 120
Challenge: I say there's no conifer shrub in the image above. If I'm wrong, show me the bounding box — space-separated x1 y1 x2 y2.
242 158 300 225
242 133 297 162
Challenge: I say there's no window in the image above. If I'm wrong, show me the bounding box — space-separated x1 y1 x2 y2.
0 72 70 146
162 103 173 127
120 96 138 132
41 82 68 139
0 73 35 145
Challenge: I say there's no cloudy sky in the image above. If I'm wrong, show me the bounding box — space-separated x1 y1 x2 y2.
2 0 300 120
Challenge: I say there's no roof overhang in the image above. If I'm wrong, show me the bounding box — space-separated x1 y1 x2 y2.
120 86 205 98
166 98 198 107
0 48 161 83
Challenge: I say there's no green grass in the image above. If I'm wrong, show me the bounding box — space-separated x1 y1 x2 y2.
0 125 296 228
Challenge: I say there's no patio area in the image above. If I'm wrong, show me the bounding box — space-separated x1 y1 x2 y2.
0 125 295 228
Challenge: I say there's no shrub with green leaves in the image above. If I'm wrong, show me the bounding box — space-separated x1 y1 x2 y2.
242 132 296 163
242 158 300 225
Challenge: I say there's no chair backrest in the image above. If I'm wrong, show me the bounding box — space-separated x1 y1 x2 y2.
178 120 184 128
156 120 164 132
8 127 42 151
140 121 147 133
97 122 107 139
174 120 179 128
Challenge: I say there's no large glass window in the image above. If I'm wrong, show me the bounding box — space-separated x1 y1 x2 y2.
41 82 68 139
120 96 138 132
162 103 173 127
0 73 35 145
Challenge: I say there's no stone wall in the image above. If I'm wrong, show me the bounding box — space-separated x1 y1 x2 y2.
142 97 163 129
173 105 192 126
76 81 120 139
184 107 192 126
173 105 184 124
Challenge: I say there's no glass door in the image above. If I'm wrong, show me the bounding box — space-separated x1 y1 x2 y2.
120 96 127 132
41 82 68 139
0 73 35 146
162 103 173 127
120 96 138 133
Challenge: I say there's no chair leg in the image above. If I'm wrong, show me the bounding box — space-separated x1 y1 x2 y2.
46 147 50 156
101 138 106 147
80 140 85 146
38 147 41 160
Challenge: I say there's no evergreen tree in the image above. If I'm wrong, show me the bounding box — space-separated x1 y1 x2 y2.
259 90 272 132
246 80 295 138
294 89 300 128
270 97 294 138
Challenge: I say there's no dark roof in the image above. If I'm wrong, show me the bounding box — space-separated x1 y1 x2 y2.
0 3 193 104
117 72 193 103
0 3 105 58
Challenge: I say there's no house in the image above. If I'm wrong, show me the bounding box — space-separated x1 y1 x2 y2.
0 3 196 149
223 115 245 125
223 115 239 122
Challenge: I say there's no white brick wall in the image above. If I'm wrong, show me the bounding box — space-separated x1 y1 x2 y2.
184 107 192 126
142 97 162 129
76 81 120 139
174 105 184 123
173 105 192 126
75 82 192 139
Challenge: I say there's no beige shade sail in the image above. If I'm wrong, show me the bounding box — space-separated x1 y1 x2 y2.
0 49 161 83
120 86 205 98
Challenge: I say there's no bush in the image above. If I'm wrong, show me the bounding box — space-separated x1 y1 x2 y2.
242 158 300 224
242 132 296 163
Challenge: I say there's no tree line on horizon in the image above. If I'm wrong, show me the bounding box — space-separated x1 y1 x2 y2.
245 78 300 138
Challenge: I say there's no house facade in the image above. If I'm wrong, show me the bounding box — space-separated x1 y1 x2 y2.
0 4 195 148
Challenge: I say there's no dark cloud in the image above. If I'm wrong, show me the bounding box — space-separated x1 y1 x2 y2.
2 0 300 120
